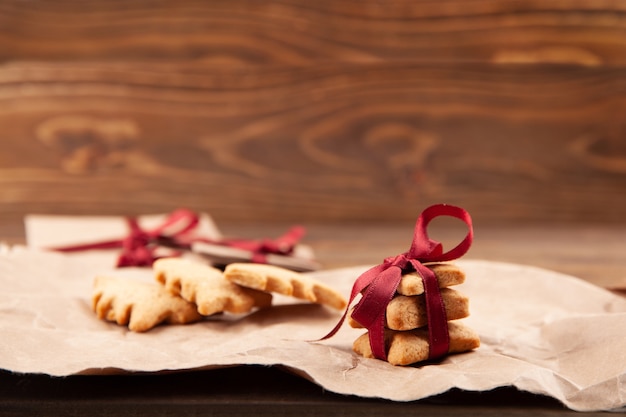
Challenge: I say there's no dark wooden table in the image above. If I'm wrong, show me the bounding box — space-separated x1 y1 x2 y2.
1 219 624 416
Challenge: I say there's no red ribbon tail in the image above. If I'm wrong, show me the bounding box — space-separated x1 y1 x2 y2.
351 266 403 361
315 264 387 342
274 226 306 253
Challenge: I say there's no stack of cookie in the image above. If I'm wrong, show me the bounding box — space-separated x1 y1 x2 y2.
91 257 347 332
349 263 480 366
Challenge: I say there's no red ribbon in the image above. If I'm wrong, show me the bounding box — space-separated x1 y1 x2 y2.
323 204 473 361
52 208 306 268
219 226 306 264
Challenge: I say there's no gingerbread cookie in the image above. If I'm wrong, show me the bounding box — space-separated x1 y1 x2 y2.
223 263 347 310
348 288 469 331
92 275 203 332
153 257 272 316
396 263 465 296
353 321 480 366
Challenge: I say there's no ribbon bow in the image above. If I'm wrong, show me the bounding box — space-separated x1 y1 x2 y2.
323 204 473 361
52 208 200 267
52 208 305 268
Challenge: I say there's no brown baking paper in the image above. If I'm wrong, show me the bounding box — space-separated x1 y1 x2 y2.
2 244 626 411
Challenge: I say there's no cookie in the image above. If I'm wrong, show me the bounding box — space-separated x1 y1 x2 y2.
92 275 203 332
396 263 465 296
223 263 347 310
349 288 469 331
153 257 272 316
353 320 480 366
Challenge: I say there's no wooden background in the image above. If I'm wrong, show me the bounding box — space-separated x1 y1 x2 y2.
2 1 626 226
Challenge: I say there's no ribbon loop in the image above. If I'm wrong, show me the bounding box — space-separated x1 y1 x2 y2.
409 204 473 262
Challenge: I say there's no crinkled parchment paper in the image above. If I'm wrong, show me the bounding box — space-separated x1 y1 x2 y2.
1 214 625 412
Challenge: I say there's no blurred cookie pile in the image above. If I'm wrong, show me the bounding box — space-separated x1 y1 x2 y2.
91 258 347 332
349 263 480 365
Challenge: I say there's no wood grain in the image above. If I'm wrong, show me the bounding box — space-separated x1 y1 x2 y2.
1 61 626 223
1 1 626 224
1 1 626 66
